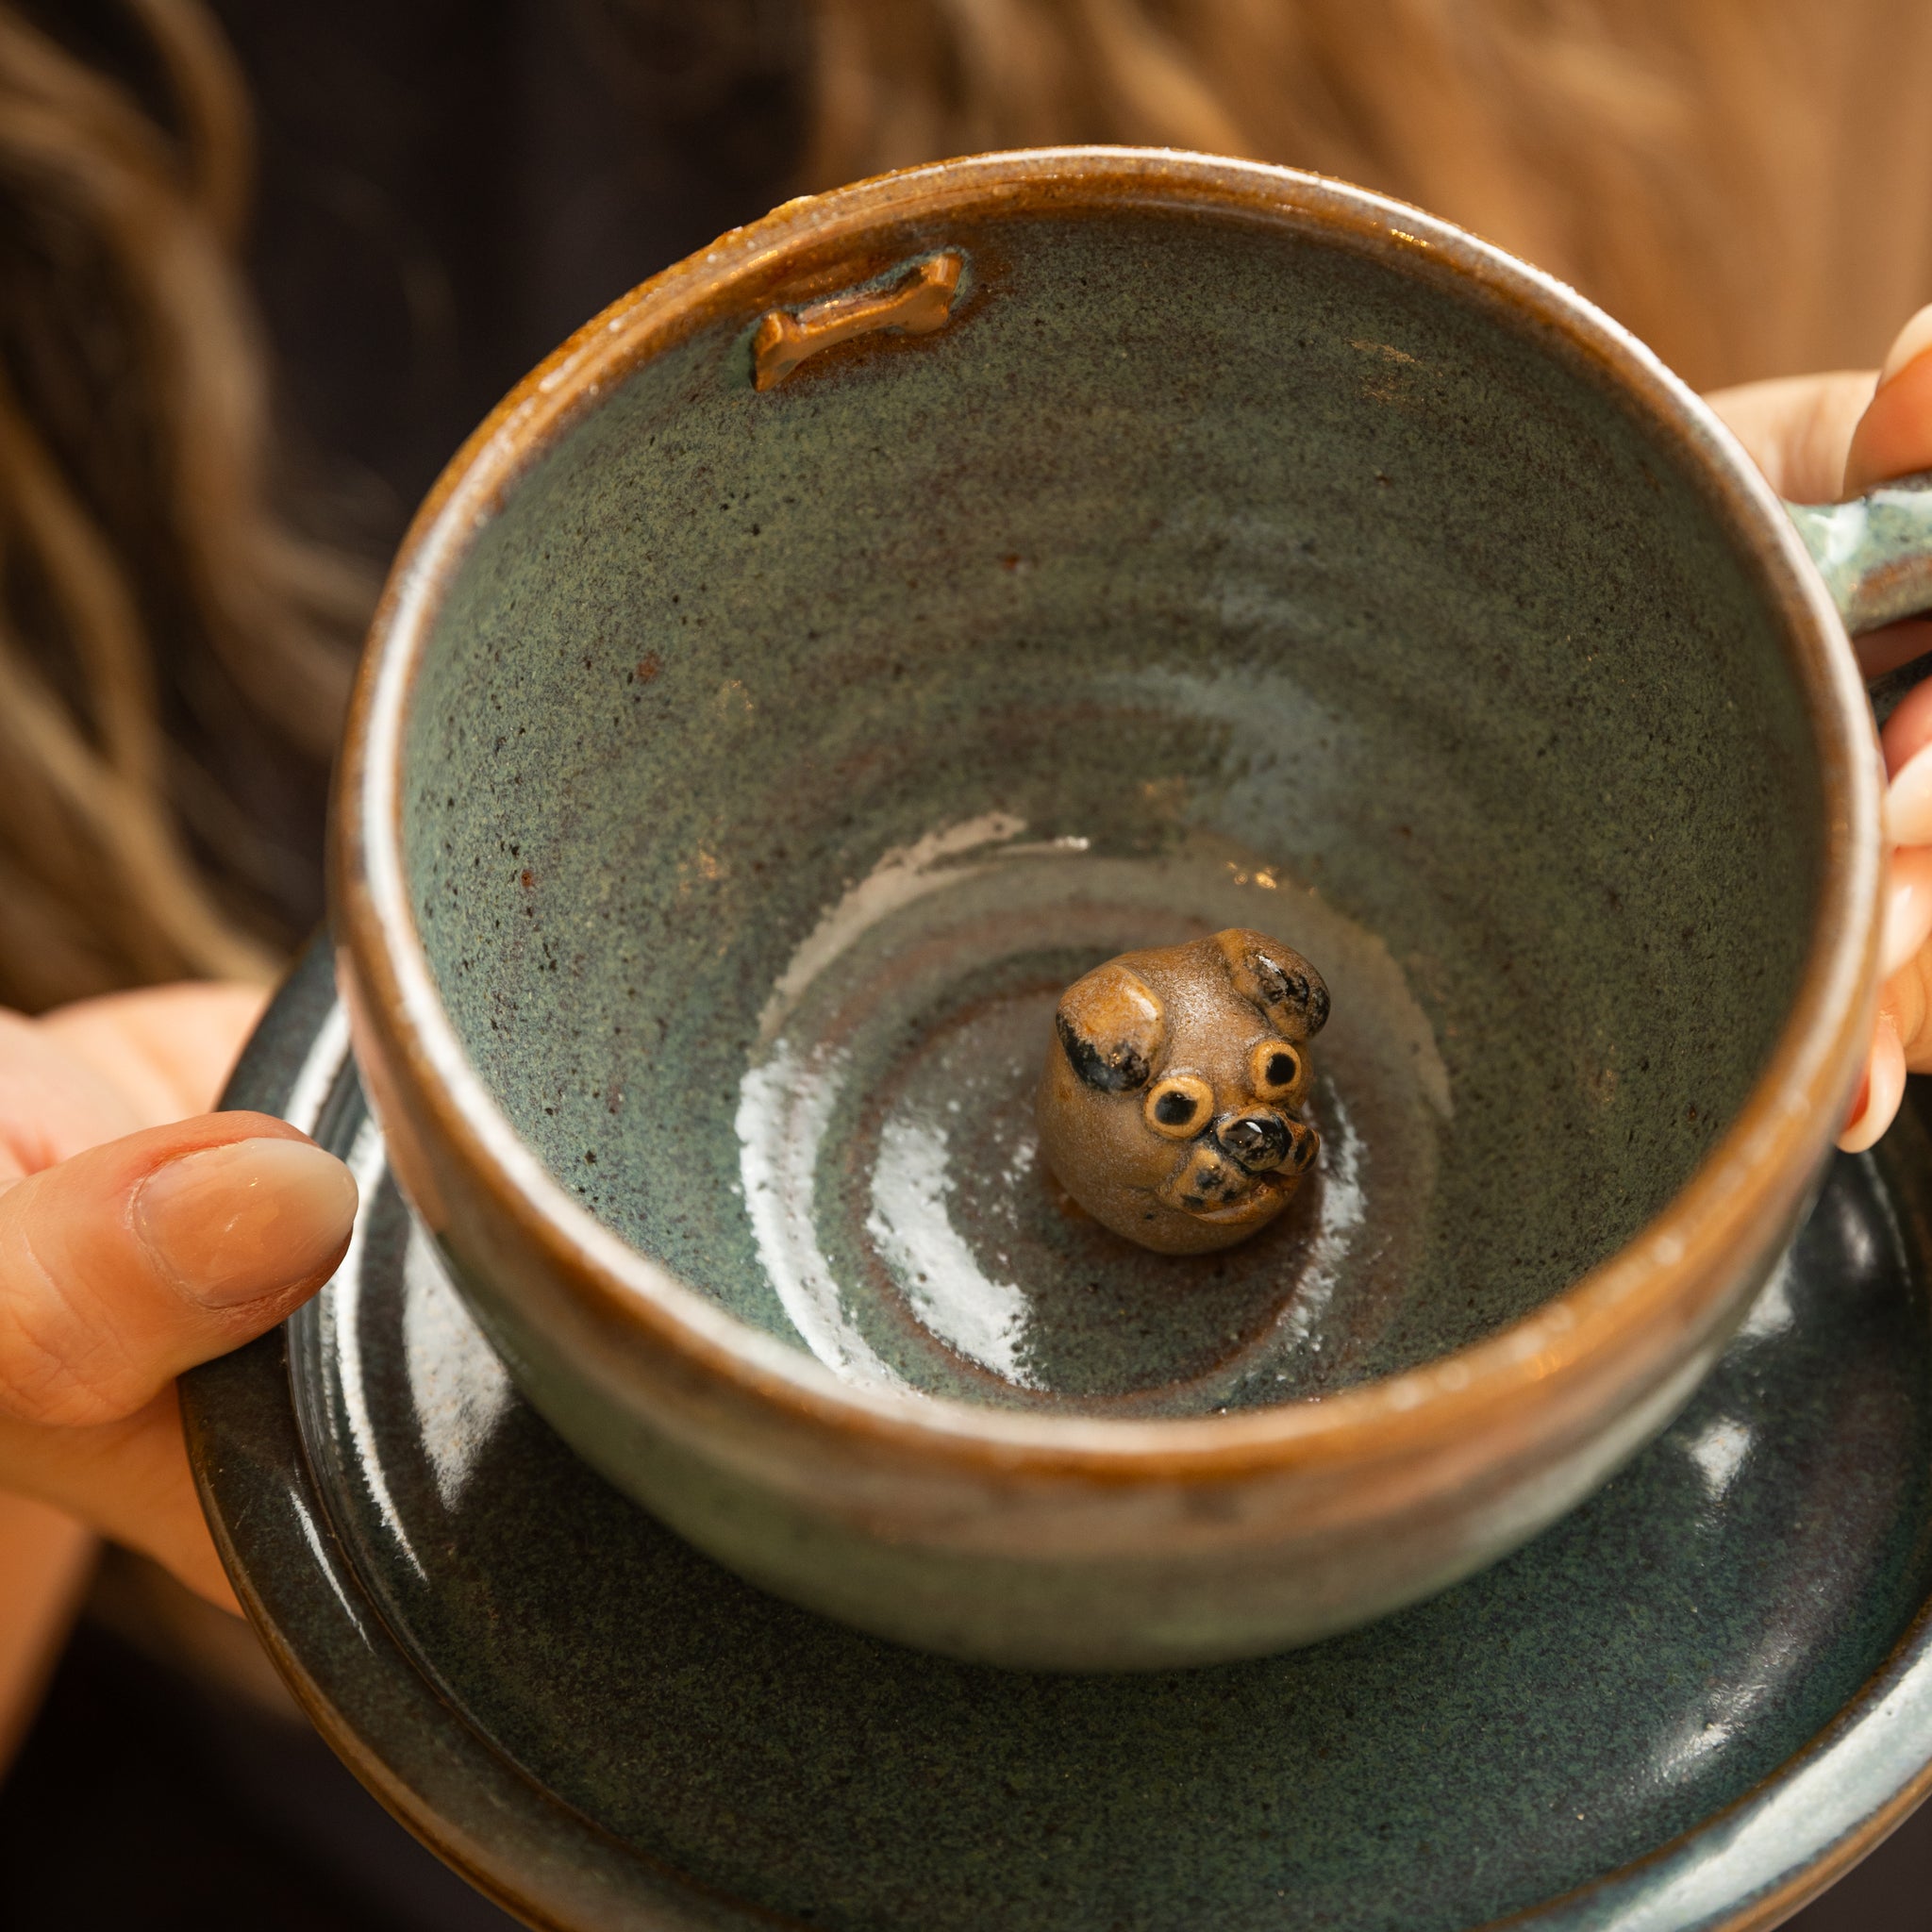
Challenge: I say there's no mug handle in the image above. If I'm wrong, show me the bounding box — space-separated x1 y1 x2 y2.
1785 472 1932 635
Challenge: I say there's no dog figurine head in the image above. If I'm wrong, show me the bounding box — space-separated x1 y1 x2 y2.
1036 927 1329 1255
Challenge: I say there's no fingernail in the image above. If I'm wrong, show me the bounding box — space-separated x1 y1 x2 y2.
134 1137 358 1307
1840 1018 1906 1154
1842 1063 1872 1135
1881 848 1932 980
1889 741 1932 845
1879 303 1932 388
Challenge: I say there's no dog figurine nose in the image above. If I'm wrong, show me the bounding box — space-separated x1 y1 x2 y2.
1217 1110 1291 1173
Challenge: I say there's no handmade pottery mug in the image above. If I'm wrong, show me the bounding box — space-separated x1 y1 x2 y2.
332 148 1924 1671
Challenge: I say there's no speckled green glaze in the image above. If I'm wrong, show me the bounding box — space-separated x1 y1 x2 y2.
183 949 1932 1932
403 208 1818 1401
1788 469 1932 632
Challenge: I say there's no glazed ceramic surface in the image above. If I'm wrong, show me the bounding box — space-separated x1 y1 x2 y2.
403 181 1819 1382
185 950 1932 1932
334 150 1882 1667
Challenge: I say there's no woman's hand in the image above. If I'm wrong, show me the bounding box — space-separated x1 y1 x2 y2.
1708 305 1932 1153
0 984 357 1607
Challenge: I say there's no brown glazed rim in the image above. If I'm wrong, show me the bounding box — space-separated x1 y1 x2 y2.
335 147 1882 1481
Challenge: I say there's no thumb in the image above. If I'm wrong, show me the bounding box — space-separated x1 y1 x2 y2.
1838 304 1932 680
0 1111 357 1428
1844 303 1932 493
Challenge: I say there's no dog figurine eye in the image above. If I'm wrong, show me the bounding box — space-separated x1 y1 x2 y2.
1143 1073 1214 1140
1249 1039 1306 1103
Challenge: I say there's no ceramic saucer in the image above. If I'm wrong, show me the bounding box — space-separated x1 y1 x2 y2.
185 942 1932 1932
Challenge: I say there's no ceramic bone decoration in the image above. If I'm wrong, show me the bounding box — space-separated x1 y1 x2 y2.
1037 927 1330 1255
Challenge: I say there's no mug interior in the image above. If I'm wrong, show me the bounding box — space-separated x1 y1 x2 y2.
400 199 1822 1418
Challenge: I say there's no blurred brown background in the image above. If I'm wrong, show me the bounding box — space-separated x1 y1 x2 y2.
3 2 1932 1925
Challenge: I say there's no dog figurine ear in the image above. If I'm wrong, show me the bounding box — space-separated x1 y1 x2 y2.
1215 928 1331 1041
1056 962 1166 1091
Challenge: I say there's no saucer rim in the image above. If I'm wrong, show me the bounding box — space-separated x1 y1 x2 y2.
183 945 1932 1932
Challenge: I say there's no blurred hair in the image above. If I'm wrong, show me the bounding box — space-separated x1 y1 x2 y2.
803 0 1932 390
0 0 369 1010
7 0 1932 1012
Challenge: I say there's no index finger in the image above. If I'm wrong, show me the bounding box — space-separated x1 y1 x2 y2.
1845 305 1932 493
0 1012 145 1183
1705 370 1877 500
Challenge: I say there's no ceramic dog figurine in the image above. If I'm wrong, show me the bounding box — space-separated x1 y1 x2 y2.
1037 927 1329 1255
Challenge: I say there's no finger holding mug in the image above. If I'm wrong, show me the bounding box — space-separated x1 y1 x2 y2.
1827 307 1932 1150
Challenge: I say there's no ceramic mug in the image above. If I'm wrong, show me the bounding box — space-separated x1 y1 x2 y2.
333 149 1921 1670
